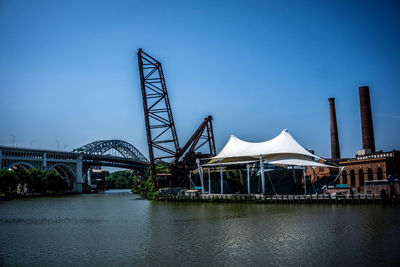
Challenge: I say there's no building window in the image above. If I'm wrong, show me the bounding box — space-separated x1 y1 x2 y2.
350 170 355 187
359 169 364 186
377 168 383 180
342 170 347 185
367 168 373 180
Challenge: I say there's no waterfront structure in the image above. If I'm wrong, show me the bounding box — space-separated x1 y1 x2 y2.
202 129 337 195
137 49 216 188
0 140 148 193
88 169 107 190
307 86 400 193
339 150 400 192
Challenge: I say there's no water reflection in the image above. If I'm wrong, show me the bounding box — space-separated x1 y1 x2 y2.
0 192 399 266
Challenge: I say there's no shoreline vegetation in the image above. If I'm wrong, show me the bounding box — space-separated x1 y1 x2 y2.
104 170 157 199
131 162 170 200
0 168 69 200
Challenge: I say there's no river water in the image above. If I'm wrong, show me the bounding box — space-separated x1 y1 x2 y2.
1 190 399 266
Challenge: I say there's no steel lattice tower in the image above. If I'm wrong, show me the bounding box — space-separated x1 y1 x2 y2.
138 49 216 188
138 49 180 184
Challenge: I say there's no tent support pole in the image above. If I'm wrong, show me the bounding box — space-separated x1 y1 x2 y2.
266 169 278 196
220 166 223 194
260 155 265 194
303 166 306 195
189 171 193 189
292 166 297 183
197 159 205 194
208 168 211 194
247 163 250 194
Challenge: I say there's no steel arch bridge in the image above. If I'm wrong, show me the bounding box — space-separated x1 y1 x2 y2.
73 140 148 162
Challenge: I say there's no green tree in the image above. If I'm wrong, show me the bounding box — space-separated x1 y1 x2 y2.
27 168 46 193
0 169 18 193
105 171 138 189
14 168 32 192
132 165 159 199
45 171 68 193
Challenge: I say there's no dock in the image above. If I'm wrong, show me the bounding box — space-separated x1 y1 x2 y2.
157 193 399 205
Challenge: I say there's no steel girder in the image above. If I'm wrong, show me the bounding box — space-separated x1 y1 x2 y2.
174 115 216 165
138 48 180 183
137 49 217 188
73 140 148 162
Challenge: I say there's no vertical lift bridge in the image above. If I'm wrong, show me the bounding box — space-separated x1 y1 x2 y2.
137 49 216 188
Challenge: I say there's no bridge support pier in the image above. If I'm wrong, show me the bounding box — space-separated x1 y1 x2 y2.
76 155 83 193
0 142 149 194
42 152 47 171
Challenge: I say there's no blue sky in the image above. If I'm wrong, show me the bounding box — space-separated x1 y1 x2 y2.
0 0 399 159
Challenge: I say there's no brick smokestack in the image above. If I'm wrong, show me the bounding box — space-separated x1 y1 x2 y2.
359 86 375 152
328 97 340 159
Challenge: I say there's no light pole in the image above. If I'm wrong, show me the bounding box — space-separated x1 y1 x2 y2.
10 134 14 147
64 144 67 151
56 140 60 150
30 141 35 148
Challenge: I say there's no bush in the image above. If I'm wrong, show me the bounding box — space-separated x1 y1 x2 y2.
0 168 70 195
45 171 68 193
0 169 18 193
133 176 158 200
27 168 46 193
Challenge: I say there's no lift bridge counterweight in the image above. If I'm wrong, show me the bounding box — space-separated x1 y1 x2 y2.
137 49 216 188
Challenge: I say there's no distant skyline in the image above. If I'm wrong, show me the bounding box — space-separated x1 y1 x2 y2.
1 0 399 159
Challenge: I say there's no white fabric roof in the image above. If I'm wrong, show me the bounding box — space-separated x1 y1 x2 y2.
213 129 319 161
268 158 335 168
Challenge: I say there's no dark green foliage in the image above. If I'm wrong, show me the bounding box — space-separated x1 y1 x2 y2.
131 163 168 200
14 168 32 190
155 162 170 174
0 169 18 193
105 171 137 189
0 168 69 195
45 171 68 193
28 168 46 193
132 176 158 199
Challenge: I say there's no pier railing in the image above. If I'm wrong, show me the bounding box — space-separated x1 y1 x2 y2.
157 193 397 205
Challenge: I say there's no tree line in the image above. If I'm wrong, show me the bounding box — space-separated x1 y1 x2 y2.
105 171 138 189
0 168 69 195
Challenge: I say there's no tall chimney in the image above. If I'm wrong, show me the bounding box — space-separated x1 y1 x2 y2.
359 86 375 153
328 97 340 159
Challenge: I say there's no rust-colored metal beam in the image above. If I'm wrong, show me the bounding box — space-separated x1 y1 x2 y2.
137 49 217 188
174 116 216 163
137 48 180 186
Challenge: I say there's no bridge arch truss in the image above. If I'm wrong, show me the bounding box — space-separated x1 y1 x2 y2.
73 140 148 162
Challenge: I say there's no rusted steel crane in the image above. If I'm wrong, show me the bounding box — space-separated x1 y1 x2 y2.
137 49 216 188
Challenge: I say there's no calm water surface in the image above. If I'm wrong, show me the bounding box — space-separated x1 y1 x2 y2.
1 190 399 266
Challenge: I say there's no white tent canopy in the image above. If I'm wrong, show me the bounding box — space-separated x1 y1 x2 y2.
198 129 340 195
210 129 322 165
268 158 332 168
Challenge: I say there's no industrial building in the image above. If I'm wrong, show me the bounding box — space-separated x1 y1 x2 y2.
308 86 400 195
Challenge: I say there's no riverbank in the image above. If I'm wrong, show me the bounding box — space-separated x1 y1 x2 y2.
158 193 399 205
0 191 81 201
